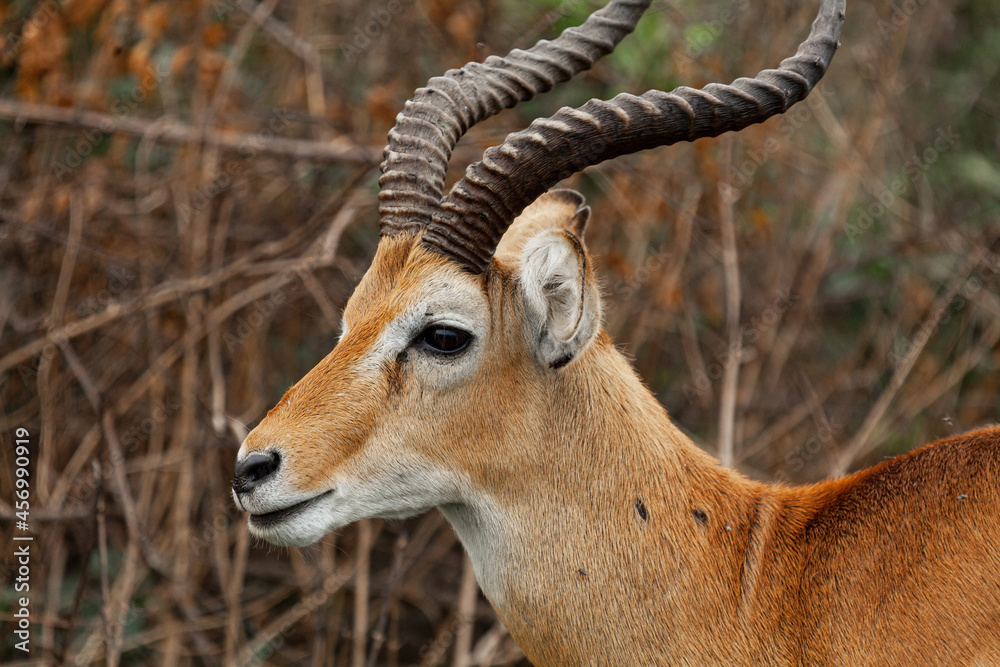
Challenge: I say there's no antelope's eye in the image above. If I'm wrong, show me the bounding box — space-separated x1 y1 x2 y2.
418 326 471 354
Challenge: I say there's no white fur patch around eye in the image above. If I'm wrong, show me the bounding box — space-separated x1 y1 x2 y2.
352 292 485 375
361 307 424 369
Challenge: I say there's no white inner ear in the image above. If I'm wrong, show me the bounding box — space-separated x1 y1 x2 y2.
521 230 585 342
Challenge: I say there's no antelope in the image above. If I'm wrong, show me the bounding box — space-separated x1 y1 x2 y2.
232 0 1000 663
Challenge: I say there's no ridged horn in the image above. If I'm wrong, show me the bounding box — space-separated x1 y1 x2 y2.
378 0 652 238
422 0 846 273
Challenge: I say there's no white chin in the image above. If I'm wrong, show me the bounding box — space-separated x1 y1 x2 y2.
246 493 342 547
248 520 325 547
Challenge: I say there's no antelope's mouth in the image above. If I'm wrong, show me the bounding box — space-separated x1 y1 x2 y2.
248 490 334 528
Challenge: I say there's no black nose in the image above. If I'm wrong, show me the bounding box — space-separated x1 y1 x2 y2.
233 451 281 495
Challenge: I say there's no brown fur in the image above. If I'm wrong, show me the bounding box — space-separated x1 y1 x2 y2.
241 193 1000 665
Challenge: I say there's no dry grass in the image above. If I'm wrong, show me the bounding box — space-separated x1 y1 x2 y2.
1 0 998 664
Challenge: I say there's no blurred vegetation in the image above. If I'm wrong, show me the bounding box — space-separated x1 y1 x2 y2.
0 0 998 664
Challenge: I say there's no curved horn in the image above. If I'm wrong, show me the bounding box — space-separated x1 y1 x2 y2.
378 0 652 238
423 0 846 273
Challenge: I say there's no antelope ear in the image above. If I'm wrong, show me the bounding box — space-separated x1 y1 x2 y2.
494 189 591 263
518 228 601 369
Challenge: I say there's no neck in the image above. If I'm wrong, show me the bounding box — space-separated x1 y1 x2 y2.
441 334 784 664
